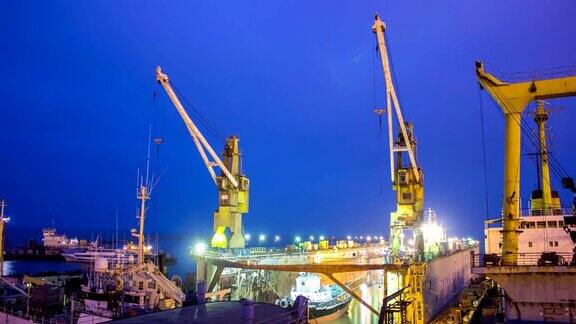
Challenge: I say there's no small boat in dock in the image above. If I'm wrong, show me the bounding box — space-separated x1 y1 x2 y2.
284 272 352 322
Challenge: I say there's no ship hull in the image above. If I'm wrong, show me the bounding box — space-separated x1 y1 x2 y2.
309 298 351 322
424 247 478 322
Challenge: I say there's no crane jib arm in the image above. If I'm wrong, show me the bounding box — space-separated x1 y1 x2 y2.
155 67 238 188
475 61 576 114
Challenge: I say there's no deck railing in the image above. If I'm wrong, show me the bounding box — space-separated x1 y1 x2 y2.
470 250 575 268
521 208 574 217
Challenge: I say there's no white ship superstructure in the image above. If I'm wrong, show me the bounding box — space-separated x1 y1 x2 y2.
42 228 79 249
485 208 575 260
62 247 137 265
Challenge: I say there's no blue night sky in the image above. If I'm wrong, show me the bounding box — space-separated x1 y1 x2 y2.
1 1 575 243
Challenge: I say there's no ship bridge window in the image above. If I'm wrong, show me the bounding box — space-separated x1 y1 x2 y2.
526 222 536 229
555 241 559 247
559 221 564 227
528 242 533 248
547 221 557 228
549 241 554 247
537 221 546 229
519 221 526 229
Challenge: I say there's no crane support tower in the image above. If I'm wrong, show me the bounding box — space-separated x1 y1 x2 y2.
373 15 425 261
156 67 250 249
475 61 576 265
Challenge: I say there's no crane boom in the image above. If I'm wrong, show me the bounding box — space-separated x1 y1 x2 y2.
373 17 420 183
156 67 250 249
156 67 238 188
373 15 424 262
476 61 576 265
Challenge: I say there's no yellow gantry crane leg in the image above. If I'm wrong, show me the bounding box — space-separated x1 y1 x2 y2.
475 61 576 265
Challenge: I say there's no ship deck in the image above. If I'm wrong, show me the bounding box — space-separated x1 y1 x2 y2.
113 301 298 324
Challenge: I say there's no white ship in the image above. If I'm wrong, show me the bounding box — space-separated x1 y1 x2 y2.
42 227 79 249
75 133 185 322
77 257 185 322
286 273 351 322
62 247 136 264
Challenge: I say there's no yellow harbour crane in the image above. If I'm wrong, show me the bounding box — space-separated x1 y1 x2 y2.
156 67 249 249
373 15 425 261
476 61 576 265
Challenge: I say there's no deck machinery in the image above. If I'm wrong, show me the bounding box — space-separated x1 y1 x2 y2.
156 67 249 249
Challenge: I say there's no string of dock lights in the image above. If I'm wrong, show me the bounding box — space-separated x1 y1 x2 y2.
191 233 476 255
192 233 392 254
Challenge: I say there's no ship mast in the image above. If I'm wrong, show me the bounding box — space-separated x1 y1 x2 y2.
137 128 153 265
534 101 553 210
137 184 149 265
0 200 7 276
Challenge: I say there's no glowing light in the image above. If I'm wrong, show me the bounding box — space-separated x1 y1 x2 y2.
213 232 227 245
346 235 352 240
309 235 314 241
313 253 323 263
366 236 372 241
259 234 266 242
295 236 301 243
194 242 207 255
244 233 251 241
319 235 325 241
274 235 280 242
420 221 446 249
379 236 384 241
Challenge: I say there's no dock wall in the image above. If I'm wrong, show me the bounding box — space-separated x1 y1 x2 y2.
424 247 477 322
